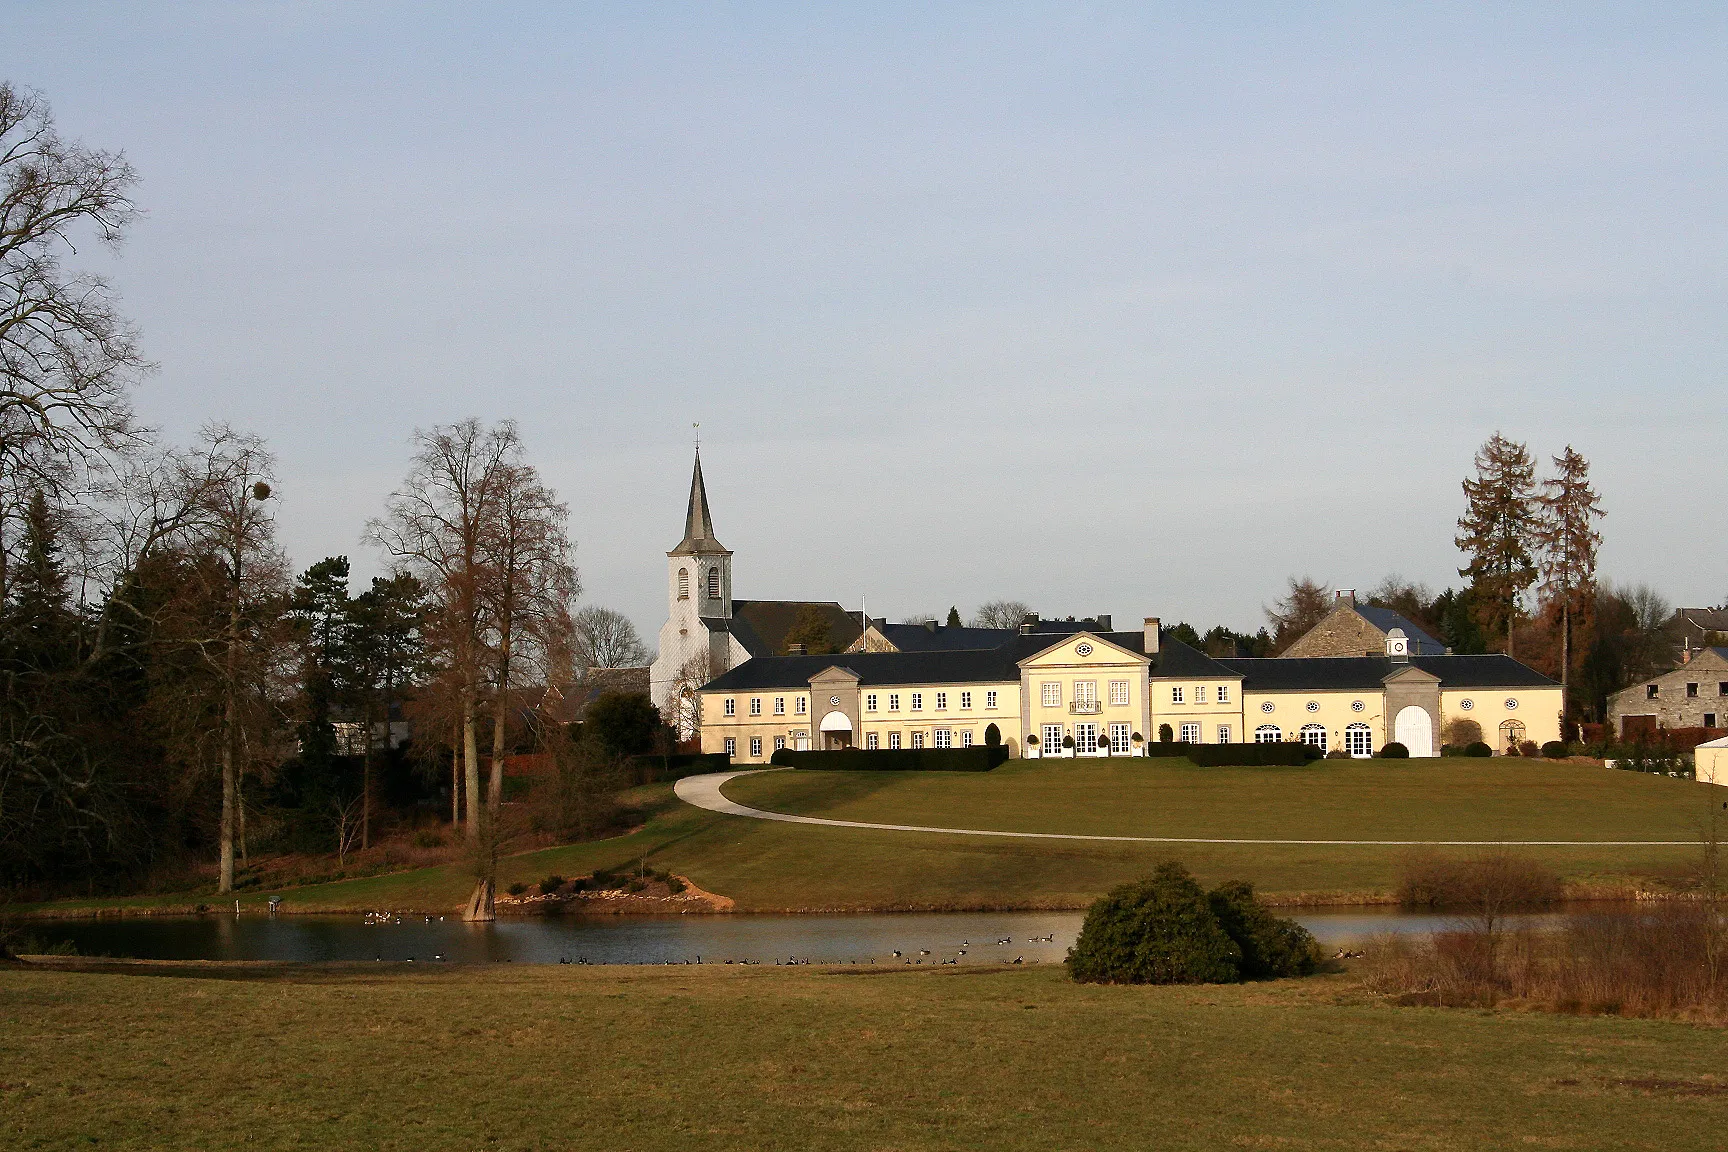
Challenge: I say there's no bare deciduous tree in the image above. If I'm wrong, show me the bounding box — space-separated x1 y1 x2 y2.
1 84 148 601
969 600 1033 629
572 605 648 671
479 455 578 817
368 419 514 848
1265 576 1331 654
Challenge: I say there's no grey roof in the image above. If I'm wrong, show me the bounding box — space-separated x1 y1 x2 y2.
1215 653 1557 692
703 626 1215 692
669 450 726 555
1355 606 1446 654
873 622 1017 651
731 600 865 657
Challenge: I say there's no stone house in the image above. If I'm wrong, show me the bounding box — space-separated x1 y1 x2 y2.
1282 591 1447 658
1605 647 1728 738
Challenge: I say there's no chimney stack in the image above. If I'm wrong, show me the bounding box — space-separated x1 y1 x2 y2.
1096 614 1112 632
1144 617 1161 654
924 619 937 634
788 643 806 656
1336 589 1356 607
1020 612 1037 636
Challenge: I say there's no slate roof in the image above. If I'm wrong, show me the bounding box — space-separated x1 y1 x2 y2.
702 627 1221 691
669 450 726 556
1354 606 1447 654
1215 654 1557 692
871 622 1017 652
730 600 866 658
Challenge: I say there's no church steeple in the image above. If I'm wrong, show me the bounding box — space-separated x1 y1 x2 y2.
671 449 725 555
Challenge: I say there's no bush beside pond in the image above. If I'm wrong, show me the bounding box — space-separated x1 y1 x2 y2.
1066 862 1319 985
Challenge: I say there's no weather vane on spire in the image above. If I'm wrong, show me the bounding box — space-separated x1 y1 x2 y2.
693 421 700 450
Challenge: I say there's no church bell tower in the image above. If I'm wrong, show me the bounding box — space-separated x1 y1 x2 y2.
650 449 734 716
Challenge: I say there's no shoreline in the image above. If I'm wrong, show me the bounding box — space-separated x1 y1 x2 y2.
9 881 1677 921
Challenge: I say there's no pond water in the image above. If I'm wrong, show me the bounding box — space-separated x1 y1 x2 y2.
27 907 1580 966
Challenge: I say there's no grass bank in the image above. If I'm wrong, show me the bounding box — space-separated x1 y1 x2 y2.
4 960 1727 1150
17 759 1721 918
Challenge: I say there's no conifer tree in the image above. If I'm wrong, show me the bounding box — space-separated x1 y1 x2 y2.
1455 433 1539 656
1534 447 1605 718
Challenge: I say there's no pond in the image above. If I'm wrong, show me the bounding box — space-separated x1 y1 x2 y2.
24 906 1578 966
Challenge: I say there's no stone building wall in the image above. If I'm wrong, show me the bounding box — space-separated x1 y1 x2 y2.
1282 607 1386 658
1607 651 1728 733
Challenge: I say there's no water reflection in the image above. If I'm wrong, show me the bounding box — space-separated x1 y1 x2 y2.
32 906 1590 966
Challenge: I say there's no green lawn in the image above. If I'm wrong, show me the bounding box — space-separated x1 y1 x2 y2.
20 759 1722 917
5 960 1727 1151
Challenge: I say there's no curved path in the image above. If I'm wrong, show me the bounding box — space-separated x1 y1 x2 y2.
674 769 1699 847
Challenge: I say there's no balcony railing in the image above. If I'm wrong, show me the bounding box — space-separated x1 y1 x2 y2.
1069 699 1102 715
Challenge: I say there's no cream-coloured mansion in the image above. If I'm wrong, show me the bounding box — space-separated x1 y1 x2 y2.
651 452 1561 762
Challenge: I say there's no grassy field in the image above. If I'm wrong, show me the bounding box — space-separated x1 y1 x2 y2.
19 759 1723 917
5 960 1728 1151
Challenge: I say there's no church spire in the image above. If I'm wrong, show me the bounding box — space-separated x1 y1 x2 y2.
671 449 725 554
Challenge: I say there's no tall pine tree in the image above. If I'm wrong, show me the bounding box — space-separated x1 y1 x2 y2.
1535 447 1605 720
1455 433 1539 656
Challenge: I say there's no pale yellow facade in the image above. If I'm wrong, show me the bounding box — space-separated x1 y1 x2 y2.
854 682 1021 755
1239 691 1387 755
697 629 1563 763
1148 676 1248 746
1021 635 1150 756
1439 688 1563 751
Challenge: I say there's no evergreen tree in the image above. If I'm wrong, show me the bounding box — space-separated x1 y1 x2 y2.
1455 433 1539 655
287 556 353 791
2 491 78 671
347 571 428 847
945 606 962 627
1534 447 1605 720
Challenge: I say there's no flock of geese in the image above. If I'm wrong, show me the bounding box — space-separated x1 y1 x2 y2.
355 913 1065 967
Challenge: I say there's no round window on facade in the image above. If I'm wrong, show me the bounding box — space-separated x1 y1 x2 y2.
1306 701 1320 713
1351 700 1365 713
1075 642 1094 656
1505 698 1518 710
1261 701 1275 713
1459 698 1474 711
829 695 841 706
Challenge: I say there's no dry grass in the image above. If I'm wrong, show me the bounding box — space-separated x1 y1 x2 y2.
1363 902 1728 1022
7 961 1728 1150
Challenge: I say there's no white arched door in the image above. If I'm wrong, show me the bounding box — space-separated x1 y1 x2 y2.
1393 706 1434 757
819 709 853 750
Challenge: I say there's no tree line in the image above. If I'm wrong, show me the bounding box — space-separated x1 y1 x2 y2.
0 86 652 909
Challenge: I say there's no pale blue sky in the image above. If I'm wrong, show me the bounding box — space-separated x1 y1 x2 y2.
8 2 1725 640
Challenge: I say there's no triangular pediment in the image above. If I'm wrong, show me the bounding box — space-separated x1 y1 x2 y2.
1018 631 1149 669
809 664 862 686
1382 663 1441 686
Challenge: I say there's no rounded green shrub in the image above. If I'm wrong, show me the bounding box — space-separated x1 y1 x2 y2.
1066 862 1242 984
1378 742 1409 758
1541 740 1568 759
1206 880 1320 979
1464 741 1492 757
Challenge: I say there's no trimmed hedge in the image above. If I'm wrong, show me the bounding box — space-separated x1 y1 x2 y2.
1464 741 1492 757
1141 741 1196 758
1378 742 1409 758
624 752 732 783
770 746 1008 772
1541 740 1568 759
1187 743 1312 767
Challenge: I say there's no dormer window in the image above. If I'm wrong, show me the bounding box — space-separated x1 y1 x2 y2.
707 568 720 598
677 569 689 600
